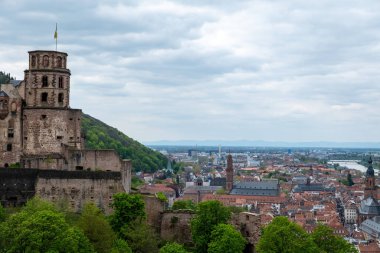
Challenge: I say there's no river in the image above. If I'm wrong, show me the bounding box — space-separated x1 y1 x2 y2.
328 160 367 173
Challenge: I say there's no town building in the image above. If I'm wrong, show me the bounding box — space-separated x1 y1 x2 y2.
358 157 380 224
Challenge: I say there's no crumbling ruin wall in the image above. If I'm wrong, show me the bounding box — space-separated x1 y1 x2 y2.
0 168 130 214
160 210 195 244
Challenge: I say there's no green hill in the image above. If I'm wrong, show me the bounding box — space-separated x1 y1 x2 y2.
81 113 167 173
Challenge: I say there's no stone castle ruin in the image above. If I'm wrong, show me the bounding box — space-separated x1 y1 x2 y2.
0 50 131 213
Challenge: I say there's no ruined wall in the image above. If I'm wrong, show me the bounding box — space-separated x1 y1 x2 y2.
160 210 195 244
159 210 261 251
67 149 122 172
231 212 261 251
143 194 166 231
0 168 130 214
23 108 82 156
0 168 37 207
35 170 125 214
0 84 23 166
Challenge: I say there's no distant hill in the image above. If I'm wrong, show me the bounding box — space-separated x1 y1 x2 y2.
145 140 380 149
81 113 167 172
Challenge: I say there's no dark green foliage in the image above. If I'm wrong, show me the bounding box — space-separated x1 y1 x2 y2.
207 224 246 253
191 200 231 253
227 205 247 213
311 224 358 253
121 220 159 253
0 198 94 253
131 176 145 189
257 216 318 253
172 200 196 211
347 173 354 186
159 242 188 253
81 113 167 172
77 203 117 253
0 71 14 84
111 239 132 253
110 193 146 234
0 203 5 222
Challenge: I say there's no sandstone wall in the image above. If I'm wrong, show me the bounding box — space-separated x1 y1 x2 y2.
23 108 82 156
35 170 124 214
160 210 195 244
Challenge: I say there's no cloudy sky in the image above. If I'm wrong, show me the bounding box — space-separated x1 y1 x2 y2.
1 0 380 143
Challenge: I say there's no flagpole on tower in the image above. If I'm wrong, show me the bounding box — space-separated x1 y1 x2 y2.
54 23 58 51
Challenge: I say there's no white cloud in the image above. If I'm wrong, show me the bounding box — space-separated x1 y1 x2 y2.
1 0 380 142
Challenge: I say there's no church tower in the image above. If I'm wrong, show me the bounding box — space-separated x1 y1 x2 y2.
226 154 233 192
364 156 377 199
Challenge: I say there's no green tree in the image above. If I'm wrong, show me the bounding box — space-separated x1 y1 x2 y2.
77 203 116 253
172 200 196 211
208 224 246 253
110 193 146 234
347 173 354 186
159 242 188 253
311 224 357 253
1 209 94 252
0 203 5 222
121 220 159 253
111 239 132 253
191 200 231 253
256 216 318 253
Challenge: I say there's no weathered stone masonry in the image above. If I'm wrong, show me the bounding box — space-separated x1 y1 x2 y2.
0 49 132 210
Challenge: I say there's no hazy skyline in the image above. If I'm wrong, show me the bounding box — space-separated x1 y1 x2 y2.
1 0 380 143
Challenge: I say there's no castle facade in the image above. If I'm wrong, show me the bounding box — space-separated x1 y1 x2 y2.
0 50 131 213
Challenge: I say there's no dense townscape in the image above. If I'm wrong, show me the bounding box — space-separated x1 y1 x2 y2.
1 50 380 252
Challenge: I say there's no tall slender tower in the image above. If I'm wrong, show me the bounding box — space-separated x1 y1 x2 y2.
226 154 233 192
364 156 377 199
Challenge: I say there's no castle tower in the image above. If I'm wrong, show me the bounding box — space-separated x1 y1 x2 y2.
364 156 377 199
21 50 83 167
226 154 233 192
24 51 70 108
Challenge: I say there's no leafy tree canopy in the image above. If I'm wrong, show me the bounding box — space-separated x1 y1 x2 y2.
110 193 146 234
121 220 159 253
159 242 188 253
77 203 117 253
172 200 196 211
0 198 94 253
257 216 318 253
207 224 246 253
311 224 357 253
0 71 15 84
191 200 231 253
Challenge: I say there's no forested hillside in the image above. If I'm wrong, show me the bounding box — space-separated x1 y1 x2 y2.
81 114 167 172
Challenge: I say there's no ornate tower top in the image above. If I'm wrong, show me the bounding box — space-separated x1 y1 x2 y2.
24 50 71 108
366 156 374 177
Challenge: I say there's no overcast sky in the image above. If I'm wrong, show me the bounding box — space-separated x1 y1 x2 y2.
1 0 380 143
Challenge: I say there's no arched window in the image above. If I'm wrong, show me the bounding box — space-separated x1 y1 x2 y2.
42 76 48 87
58 93 64 103
31 55 36 67
43 55 49 67
58 76 63 88
56 56 62 68
41 92 48 102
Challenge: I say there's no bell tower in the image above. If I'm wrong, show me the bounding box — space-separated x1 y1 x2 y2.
226 154 234 192
24 50 70 108
364 156 377 198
